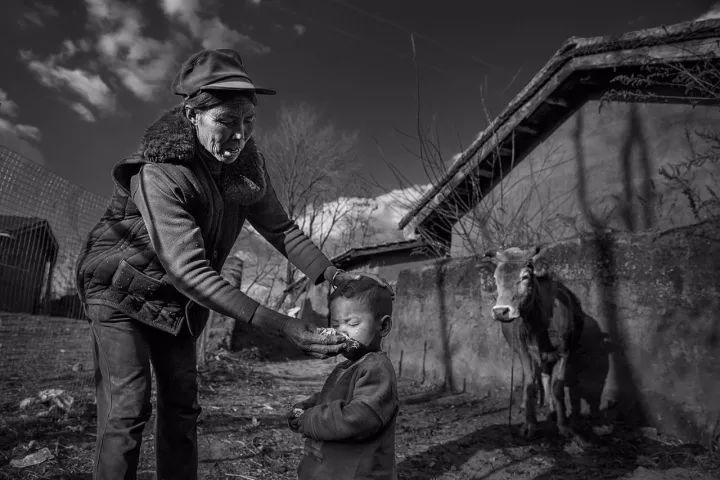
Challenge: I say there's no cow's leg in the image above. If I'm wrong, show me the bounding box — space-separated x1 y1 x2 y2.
518 352 539 439
542 372 553 412
520 368 528 412
551 355 573 437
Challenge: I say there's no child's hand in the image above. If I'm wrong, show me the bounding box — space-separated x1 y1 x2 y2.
287 407 304 431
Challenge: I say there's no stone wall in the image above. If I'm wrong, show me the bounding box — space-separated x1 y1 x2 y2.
387 220 720 444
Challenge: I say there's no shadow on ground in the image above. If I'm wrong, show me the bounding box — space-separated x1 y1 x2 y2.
396 411 719 480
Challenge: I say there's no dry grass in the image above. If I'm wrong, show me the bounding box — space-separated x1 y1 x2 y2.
1 315 718 479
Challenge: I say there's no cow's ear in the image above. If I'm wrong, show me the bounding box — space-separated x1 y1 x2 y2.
530 245 546 263
531 245 548 277
534 259 550 277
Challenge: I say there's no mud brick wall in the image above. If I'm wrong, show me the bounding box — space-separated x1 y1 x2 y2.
386 220 720 444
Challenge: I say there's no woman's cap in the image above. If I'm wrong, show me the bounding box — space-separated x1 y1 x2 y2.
172 49 276 98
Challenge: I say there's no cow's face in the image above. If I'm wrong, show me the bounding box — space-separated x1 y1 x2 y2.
489 247 545 322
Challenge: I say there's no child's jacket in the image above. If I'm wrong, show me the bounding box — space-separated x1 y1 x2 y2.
294 351 398 480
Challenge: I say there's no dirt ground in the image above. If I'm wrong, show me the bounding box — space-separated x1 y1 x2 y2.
1 316 719 479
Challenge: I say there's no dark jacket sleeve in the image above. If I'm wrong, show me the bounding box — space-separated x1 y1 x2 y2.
294 393 320 409
131 165 260 323
246 170 333 285
297 360 398 441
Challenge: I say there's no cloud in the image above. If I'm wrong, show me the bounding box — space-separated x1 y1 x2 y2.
696 2 720 20
20 50 116 118
22 0 268 119
0 90 45 164
85 0 182 100
15 124 42 141
0 118 41 142
21 0 179 116
70 103 96 122
160 0 270 54
199 17 270 53
0 128 46 165
298 184 433 247
35 2 59 18
20 11 44 28
60 39 92 58
0 88 19 117
19 1 59 29
293 24 307 36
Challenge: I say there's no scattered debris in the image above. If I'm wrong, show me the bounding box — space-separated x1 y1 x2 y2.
38 388 74 412
623 466 718 480
640 427 659 439
637 455 659 467
639 426 682 446
592 424 614 436
10 447 54 468
18 388 74 414
563 439 586 456
4 346 720 479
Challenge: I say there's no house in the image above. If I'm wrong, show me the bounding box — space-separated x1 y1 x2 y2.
399 18 720 256
0 215 58 314
331 239 436 285
387 19 720 444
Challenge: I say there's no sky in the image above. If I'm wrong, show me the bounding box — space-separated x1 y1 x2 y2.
0 0 717 199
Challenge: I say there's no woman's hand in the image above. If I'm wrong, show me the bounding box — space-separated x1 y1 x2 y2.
283 320 346 358
326 267 394 299
250 305 345 358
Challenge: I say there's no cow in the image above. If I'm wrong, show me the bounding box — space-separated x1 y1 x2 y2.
487 246 584 438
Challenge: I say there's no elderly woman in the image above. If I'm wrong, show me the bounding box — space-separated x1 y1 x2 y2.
76 49 360 480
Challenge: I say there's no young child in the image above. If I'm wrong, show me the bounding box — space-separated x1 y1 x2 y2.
288 274 398 480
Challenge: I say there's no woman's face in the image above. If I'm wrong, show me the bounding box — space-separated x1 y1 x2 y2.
186 95 256 164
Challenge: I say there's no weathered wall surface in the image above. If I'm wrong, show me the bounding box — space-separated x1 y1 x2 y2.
388 220 720 444
451 101 720 256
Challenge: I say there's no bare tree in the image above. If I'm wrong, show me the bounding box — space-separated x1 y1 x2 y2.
367 67 569 258
604 56 720 222
379 49 720 258
257 103 362 309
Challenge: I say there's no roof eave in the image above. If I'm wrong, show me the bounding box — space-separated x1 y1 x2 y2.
399 19 720 232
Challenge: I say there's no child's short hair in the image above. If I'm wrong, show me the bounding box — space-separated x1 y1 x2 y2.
329 273 393 318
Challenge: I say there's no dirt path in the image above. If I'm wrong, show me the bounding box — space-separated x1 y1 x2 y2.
2 340 719 479
189 351 720 480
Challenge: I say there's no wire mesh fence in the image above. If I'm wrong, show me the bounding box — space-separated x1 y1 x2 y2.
0 146 107 413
